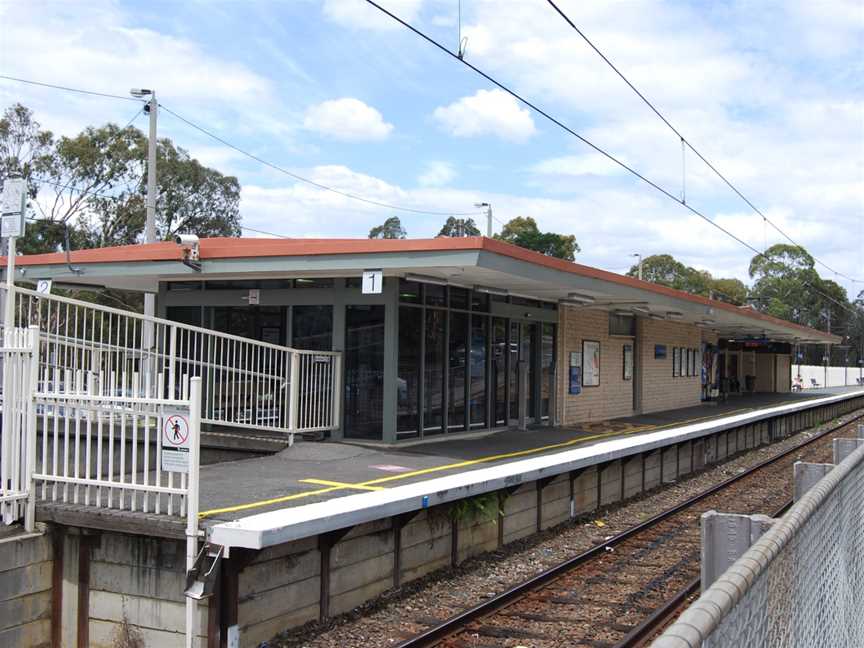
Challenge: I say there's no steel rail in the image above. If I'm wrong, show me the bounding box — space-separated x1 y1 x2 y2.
396 408 864 648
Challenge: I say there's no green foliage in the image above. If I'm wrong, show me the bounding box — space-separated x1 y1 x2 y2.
626 253 746 305
0 102 241 255
368 215 407 239
438 216 480 237
450 492 501 524
494 216 579 260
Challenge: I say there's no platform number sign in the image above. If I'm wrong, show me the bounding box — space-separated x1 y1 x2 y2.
161 406 192 473
362 269 383 294
36 280 52 295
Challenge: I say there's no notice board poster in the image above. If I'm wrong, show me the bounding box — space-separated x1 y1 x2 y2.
569 351 582 395
582 340 600 387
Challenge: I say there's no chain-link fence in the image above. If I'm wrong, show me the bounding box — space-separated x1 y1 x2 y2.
653 439 864 648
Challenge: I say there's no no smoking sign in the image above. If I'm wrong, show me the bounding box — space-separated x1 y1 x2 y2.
161 406 192 473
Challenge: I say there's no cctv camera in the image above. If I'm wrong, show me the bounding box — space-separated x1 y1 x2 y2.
175 234 200 246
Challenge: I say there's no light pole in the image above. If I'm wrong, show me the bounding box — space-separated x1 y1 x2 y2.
474 202 492 237
631 253 643 281
130 88 157 325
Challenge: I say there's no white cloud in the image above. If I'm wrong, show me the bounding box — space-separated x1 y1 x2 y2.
433 89 536 141
532 153 624 177
303 98 394 141
418 161 456 187
322 0 423 30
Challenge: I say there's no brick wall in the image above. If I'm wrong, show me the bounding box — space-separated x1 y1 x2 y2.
558 307 635 424
639 318 702 413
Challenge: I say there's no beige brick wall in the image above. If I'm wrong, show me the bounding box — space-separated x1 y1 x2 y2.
558 307 635 424
640 318 702 413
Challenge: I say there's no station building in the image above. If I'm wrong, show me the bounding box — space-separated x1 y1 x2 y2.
12 236 838 443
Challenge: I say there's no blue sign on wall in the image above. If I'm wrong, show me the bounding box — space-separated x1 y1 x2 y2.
654 344 667 359
569 366 582 395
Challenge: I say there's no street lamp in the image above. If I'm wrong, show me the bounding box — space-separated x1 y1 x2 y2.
474 202 492 237
631 253 643 281
130 88 158 335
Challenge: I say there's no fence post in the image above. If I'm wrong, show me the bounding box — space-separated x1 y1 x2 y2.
24 326 40 532
332 353 343 431
289 352 300 444
186 377 201 648
168 325 177 401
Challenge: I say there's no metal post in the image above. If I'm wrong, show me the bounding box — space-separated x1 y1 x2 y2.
332 354 343 431
486 204 492 238
289 352 300 444
143 93 158 343
24 326 39 531
186 377 202 648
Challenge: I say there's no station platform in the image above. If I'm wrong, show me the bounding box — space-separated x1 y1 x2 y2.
199 387 861 534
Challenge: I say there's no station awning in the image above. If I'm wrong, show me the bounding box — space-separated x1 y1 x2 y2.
3 236 839 345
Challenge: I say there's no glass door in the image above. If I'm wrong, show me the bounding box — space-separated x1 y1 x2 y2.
344 305 385 439
508 321 538 425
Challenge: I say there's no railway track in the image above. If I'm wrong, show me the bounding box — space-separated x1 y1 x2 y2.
396 411 864 648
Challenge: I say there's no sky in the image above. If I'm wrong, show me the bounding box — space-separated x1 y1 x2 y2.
1 0 862 295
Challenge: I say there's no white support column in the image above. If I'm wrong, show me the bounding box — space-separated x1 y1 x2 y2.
24 326 40 531
185 377 202 648
793 461 833 501
701 510 776 591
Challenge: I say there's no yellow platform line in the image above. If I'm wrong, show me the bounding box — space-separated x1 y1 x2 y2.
300 478 386 491
199 407 751 518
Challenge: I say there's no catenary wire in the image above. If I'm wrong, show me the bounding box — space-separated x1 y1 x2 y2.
544 0 862 284
0 74 142 103
0 74 483 220
158 103 482 218
362 0 862 321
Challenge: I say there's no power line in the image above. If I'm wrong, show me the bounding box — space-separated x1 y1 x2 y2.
362 0 862 322
158 103 482 218
544 0 863 284
1 74 483 220
0 74 142 103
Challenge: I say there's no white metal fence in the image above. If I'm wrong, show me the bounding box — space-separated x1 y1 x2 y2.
5 285 342 440
653 436 864 648
0 327 38 526
794 364 864 389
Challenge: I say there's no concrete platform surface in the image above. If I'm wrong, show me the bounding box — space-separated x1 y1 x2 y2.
197 387 860 525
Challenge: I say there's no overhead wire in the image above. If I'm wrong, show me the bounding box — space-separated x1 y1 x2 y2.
543 0 863 284
158 103 482 218
1 74 484 220
362 0 862 322
0 74 142 103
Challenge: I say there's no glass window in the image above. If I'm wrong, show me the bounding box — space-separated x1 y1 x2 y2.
167 282 202 292
344 305 385 440
166 306 202 327
540 323 555 419
609 313 635 336
510 296 540 308
292 305 333 351
448 311 468 431
399 279 422 304
345 277 362 289
398 307 422 433
492 318 508 426
471 291 490 312
424 309 446 434
424 284 446 307
491 293 507 304
509 321 519 420
470 316 488 427
294 278 334 289
450 287 469 310
258 279 292 289
206 280 258 290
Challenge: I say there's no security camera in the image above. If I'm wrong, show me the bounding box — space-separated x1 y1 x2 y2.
175 234 200 246
175 234 200 264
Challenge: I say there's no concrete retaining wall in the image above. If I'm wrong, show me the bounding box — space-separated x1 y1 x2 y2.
0 529 53 648
2 395 859 648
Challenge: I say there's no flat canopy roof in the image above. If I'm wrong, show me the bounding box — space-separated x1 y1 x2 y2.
4 236 838 344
